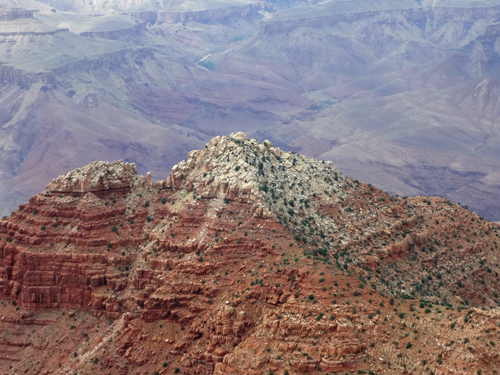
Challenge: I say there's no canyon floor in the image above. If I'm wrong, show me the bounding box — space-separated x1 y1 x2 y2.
1 0 500 220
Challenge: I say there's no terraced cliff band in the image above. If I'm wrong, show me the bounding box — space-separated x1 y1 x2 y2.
0 133 498 374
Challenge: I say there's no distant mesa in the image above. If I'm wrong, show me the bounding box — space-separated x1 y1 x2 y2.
0 8 33 22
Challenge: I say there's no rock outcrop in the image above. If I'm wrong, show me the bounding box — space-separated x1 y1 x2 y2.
0 133 499 374
0 8 34 22
155 3 271 25
46 160 138 193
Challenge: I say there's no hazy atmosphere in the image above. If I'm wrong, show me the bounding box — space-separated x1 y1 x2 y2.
1 0 500 220
1 1 500 374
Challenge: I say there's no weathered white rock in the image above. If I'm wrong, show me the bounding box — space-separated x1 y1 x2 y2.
46 160 137 193
230 132 248 142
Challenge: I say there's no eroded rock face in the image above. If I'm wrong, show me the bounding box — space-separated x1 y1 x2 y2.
165 132 337 214
0 8 34 22
46 160 137 193
0 134 499 375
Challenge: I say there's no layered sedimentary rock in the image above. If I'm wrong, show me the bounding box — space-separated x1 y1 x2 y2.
155 3 271 24
0 134 499 374
0 8 34 22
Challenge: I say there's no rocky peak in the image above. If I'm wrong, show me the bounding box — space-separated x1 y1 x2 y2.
166 131 339 213
167 131 274 196
46 160 137 193
1 133 500 375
